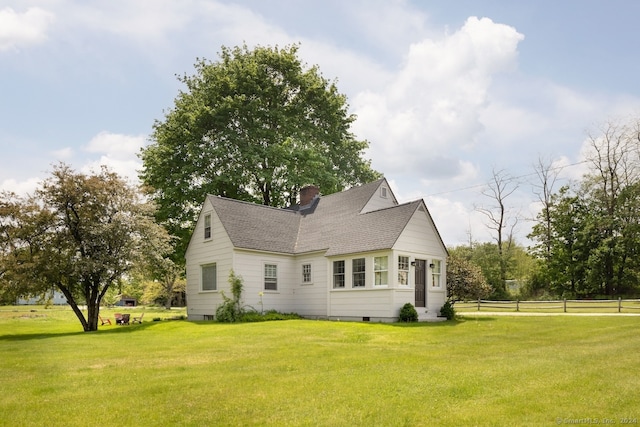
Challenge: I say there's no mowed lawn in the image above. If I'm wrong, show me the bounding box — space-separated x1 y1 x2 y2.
1 307 639 426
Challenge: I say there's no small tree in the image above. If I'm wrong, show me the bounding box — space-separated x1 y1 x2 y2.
0 163 169 332
446 252 491 303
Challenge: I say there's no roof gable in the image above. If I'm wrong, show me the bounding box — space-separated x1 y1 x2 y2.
198 178 445 256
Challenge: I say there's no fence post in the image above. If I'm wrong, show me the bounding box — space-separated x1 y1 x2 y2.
619 297 622 313
563 299 567 313
477 298 481 311
516 299 519 312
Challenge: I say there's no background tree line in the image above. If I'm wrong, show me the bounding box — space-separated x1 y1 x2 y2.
448 117 640 301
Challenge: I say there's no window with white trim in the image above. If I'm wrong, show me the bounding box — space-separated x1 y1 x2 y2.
380 187 388 198
264 264 278 291
431 260 442 288
302 263 312 283
204 213 212 239
398 256 409 285
374 256 388 286
352 258 365 287
202 263 217 291
333 260 345 288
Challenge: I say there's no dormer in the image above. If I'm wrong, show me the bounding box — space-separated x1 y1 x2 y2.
361 179 398 213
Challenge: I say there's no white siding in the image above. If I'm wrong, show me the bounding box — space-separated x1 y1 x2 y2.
393 207 448 318
232 250 296 314
329 288 395 320
394 207 446 255
293 253 328 317
185 199 234 320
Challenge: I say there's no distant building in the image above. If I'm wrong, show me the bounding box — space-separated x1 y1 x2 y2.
115 295 137 306
17 289 68 305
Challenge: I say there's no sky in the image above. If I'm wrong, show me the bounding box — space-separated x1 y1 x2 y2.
2 0 640 247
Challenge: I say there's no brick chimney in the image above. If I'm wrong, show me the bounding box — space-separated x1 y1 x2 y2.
299 185 320 207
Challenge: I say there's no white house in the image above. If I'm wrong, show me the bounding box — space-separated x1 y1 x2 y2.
185 178 448 322
17 289 68 305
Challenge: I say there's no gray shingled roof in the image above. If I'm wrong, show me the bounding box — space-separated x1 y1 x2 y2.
207 178 424 256
208 196 300 254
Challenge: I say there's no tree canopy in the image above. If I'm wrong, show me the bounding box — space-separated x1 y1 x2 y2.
0 164 170 331
140 43 380 262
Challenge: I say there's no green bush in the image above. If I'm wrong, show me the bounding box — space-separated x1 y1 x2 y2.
399 303 418 322
239 310 302 322
439 301 455 320
215 270 244 322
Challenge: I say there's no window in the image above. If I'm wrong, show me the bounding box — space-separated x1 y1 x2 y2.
302 263 312 283
264 264 278 291
381 187 387 198
374 256 388 286
352 258 365 287
202 264 217 291
204 213 211 239
333 260 345 288
431 260 442 288
398 256 410 285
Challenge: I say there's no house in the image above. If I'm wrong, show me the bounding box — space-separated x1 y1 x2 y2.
185 178 448 322
17 289 68 305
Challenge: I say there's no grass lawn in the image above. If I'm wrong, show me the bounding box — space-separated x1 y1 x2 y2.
1 306 639 426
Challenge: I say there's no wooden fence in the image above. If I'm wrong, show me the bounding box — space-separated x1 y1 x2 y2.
455 298 640 313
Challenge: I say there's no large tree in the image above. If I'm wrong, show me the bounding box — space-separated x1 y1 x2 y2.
0 164 170 331
140 43 380 262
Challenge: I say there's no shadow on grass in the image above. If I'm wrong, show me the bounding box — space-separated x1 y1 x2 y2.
0 320 164 341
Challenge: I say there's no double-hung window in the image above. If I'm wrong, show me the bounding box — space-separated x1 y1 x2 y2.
398 256 409 285
431 260 442 288
374 256 388 286
204 213 212 239
202 263 217 291
302 263 312 283
264 264 278 291
352 258 365 287
333 261 345 288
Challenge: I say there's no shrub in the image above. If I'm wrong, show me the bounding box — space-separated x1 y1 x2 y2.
440 301 455 320
239 310 302 322
399 303 418 322
215 270 245 322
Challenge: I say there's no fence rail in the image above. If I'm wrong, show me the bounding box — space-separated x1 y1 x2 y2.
455 298 640 313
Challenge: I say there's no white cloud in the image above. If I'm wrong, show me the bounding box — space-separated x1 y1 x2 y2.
0 6 54 51
0 177 41 195
83 131 146 182
352 17 524 178
85 131 145 158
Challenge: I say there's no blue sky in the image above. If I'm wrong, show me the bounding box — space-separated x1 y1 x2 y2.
2 0 640 246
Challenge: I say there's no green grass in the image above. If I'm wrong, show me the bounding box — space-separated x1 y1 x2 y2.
1 306 639 426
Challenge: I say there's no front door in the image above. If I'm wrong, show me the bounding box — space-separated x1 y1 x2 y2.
414 259 426 307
